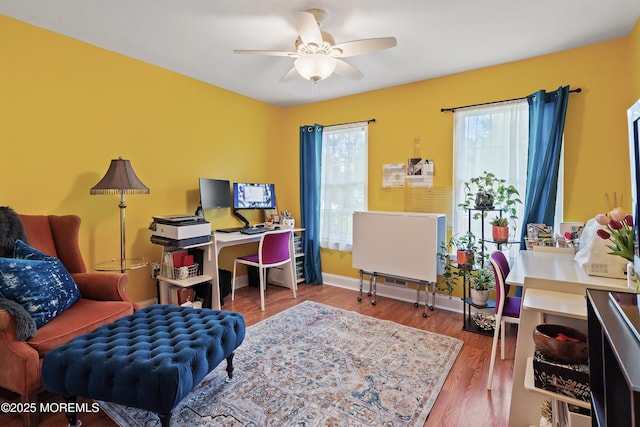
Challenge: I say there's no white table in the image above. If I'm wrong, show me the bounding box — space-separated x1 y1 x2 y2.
209 229 302 309
507 250 627 289
157 229 302 310
506 250 629 426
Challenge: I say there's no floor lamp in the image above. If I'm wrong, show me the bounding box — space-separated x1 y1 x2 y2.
90 157 150 272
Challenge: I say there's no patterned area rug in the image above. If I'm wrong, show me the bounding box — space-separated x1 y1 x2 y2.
99 301 463 426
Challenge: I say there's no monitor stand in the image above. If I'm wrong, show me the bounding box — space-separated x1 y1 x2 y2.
233 210 250 228
215 211 250 233
194 203 204 218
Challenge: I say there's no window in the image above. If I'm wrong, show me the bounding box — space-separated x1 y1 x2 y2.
453 101 529 259
320 123 368 250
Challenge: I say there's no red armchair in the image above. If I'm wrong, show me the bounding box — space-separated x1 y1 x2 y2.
0 214 136 427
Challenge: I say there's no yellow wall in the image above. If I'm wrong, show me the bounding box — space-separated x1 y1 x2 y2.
2 14 639 301
631 19 640 99
0 15 284 302
281 35 637 281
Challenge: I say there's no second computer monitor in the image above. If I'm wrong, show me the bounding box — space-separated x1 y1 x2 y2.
199 178 233 210
233 182 276 209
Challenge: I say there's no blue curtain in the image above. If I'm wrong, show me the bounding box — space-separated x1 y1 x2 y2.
520 86 570 247
300 124 323 285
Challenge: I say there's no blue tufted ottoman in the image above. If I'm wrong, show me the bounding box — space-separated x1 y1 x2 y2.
41 304 246 426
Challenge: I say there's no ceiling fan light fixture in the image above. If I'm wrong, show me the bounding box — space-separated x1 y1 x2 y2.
295 54 337 82
234 9 397 83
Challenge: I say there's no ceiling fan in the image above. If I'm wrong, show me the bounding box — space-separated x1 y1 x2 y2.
233 9 397 83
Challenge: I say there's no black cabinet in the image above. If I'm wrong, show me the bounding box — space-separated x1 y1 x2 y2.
587 289 640 426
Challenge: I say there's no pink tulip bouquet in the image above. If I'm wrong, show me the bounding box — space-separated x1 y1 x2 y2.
595 209 634 262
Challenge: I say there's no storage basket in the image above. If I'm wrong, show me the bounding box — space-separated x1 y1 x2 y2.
162 263 199 280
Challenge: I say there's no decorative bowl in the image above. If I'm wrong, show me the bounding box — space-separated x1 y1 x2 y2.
533 324 588 364
473 312 495 330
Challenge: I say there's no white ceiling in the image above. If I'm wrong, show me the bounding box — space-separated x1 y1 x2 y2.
1 0 639 107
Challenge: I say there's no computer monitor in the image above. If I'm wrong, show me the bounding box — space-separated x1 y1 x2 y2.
233 182 276 209
198 178 232 210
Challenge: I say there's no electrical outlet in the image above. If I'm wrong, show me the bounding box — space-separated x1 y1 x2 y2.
151 262 161 278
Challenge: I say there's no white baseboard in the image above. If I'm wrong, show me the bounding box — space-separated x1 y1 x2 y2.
321 273 464 314
138 273 465 315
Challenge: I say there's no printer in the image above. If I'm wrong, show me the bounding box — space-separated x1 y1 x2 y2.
149 215 212 246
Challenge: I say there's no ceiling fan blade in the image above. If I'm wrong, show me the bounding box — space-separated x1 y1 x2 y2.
333 37 397 57
334 59 363 80
233 49 297 57
280 67 299 83
296 11 322 47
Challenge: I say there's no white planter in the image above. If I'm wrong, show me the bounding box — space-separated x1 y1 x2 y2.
471 289 490 306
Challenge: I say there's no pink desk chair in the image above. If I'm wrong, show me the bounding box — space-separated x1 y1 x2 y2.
487 250 521 390
231 229 296 311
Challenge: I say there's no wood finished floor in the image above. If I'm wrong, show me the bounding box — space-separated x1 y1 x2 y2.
0 284 516 427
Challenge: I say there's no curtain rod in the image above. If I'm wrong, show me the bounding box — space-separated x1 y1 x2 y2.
324 118 376 127
440 88 582 113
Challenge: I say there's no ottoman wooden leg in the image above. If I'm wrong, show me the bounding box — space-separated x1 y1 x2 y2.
63 394 81 426
225 353 235 381
158 412 171 427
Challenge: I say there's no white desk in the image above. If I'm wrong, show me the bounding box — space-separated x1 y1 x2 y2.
506 250 630 426
157 229 302 310
507 250 627 289
209 229 302 309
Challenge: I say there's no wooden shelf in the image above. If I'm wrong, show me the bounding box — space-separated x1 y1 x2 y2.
523 357 590 410
523 288 587 319
157 274 213 288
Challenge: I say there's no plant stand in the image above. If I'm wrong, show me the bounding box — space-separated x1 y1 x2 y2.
461 207 515 335
461 268 496 336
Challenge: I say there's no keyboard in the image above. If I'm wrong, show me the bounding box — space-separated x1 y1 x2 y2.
240 227 268 235
216 227 245 233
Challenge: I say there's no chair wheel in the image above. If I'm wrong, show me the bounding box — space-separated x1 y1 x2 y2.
371 300 376 306
367 292 372 297
357 296 362 302
422 312 428 318
414 302 419 307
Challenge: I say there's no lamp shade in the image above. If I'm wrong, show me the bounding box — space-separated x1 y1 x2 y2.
90 157 150 195
295 54 337 82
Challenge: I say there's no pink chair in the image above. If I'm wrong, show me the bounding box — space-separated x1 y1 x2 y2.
487 251 521 390
231 229 296 311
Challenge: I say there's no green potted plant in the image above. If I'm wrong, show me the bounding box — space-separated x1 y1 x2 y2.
436 241 458 297
458 171 523 220
437 232 480 296
490 216 510 243
469 266 495 306
455 231 478 268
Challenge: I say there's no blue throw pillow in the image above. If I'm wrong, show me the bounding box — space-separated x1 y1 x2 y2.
0 240 80 328
13 239 57 261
